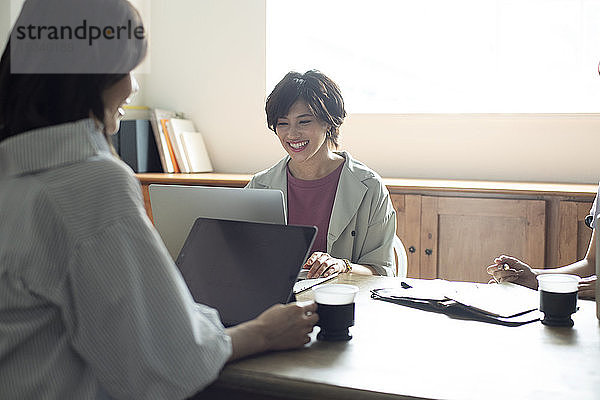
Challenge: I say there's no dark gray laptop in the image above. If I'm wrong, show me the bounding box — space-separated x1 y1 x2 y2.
175 217 317 326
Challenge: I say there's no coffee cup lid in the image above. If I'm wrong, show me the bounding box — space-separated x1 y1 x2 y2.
537 274 580 293
313 284 359 305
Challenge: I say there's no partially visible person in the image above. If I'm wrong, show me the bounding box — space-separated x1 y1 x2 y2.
487 186 598 299
0 1 317 399
247 70 397 278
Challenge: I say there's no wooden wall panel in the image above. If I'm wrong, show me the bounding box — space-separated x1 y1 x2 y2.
391 194 421 278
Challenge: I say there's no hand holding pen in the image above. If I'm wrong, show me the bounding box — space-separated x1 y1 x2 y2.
303 252 349 279
486 254 538 289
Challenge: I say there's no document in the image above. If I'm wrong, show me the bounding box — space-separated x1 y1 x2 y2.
444 281 539 318
294 270 339 294
371 279 541 326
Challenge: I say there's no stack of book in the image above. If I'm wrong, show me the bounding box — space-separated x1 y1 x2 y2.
114 106 213 174
148 108 213 173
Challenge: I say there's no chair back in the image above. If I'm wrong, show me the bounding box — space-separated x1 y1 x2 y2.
393 236 408 278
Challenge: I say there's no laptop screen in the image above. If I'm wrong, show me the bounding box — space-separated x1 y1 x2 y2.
175 217 317 326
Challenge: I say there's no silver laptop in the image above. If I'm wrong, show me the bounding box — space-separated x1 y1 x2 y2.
149 184 286 259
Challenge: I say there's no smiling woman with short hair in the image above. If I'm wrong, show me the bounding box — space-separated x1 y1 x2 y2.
248 70 398 279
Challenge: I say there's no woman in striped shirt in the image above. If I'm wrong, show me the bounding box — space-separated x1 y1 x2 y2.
0 1 317 399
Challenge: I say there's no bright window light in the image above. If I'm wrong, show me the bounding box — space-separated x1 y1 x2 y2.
266 0 600 113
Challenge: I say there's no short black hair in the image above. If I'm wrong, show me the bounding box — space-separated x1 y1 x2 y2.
266 70 346 148
0 0 147 142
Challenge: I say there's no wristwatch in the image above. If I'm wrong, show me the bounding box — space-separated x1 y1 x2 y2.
342 258 352 273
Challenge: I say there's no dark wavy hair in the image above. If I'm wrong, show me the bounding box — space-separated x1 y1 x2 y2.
0 0 147 142
265 70 346 148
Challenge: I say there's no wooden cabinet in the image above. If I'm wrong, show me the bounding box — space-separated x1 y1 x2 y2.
392 194 545 283
137 173 597 281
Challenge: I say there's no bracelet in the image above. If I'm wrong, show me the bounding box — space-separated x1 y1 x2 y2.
342 258 352 273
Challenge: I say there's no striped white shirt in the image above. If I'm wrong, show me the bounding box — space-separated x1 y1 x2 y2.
0 119 231 399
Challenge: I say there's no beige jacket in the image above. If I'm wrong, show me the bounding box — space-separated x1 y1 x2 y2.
246 152 396 276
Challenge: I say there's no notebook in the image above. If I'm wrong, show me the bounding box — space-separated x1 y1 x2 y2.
371 279 541 326
293 270 340 294
175 217 317 326
149 184 286 260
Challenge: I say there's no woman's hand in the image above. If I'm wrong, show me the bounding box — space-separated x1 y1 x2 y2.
303 252 348 278
578 276 597 299
255 302 319 351
486 255 538 289
227 302 318 361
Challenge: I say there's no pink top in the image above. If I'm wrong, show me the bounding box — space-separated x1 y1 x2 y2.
287 162 344 253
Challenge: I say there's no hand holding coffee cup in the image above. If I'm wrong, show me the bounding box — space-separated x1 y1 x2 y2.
313 284 359 341
537 274 581 327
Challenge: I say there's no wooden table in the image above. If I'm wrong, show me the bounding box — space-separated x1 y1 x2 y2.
197 275 600 400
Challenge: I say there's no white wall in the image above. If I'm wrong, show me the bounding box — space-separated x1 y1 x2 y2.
142 0 280 176
341 113 600 182
143 0 600 184
3 0 600 183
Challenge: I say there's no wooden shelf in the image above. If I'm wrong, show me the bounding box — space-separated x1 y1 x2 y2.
382 178 597 198
136 173 252 188
137 173 598 199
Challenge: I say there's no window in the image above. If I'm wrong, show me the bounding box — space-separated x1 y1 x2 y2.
266 0 600 113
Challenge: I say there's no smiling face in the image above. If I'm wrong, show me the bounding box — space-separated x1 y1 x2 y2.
101 72 138 135
275 100 331 166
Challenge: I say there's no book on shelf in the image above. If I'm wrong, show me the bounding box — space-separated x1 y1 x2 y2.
144 108 214 174
166 118 213 173
159 118 181 173
165 118 192 172
149 108 184 173
179 131 213 173
112 119 162 173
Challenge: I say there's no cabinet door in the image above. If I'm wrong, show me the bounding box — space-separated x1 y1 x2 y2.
557 201 593 266
391 194 422 278
420 197 546 283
